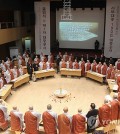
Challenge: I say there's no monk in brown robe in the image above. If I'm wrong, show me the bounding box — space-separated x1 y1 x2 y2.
58 107 72 134
72 108 86 134
24 106 41 134
99 99 111 126
101 62 108 75
10 106 23 132
42 104 57 134
96 62 102 74
91 60 97 72
106 64 113 79
79 58 85 76
0 99 9 130
115 59 120 70
110 94 120 121
85 60 91 72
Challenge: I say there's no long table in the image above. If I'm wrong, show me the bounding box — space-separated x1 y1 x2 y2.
86 71 106 83
10 74 30 89
34 69 56 79
60 68 81 77
0 84 12 100
107 79 118 92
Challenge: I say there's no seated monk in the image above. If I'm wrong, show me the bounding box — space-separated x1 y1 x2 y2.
72 108 86 134
10 106 24 132
110 94 120 121
24 106 41 134
58 107 72 134
99 99 111 126
0 99 9 130
42 104 57 134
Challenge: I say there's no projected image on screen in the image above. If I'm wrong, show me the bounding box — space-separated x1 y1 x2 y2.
59 22 98 41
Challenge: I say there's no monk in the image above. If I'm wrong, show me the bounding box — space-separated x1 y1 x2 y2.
110 67 116 79
73 59 79 69
118 92 120 102
12 66 19 79
10 106 24 131
110 94 120 121
85 60 91 73
72 108 86 134
42 104 57 134
117 74 120 92
61 59 67 68
19 65 24 76
58 107 72 134
0 99 9 130
91 60 97 72
24 106 41 134
96 62 102 74
101 62 108 75
106 64 113 79
79 58 85 76
99 99 111 126
115 59 120 70
66 59 73 69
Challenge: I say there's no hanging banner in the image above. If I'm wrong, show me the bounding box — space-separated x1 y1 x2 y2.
34 1 50 55
104 0 120 58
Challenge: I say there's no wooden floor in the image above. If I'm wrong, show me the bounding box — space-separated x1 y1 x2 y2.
1 73 120 133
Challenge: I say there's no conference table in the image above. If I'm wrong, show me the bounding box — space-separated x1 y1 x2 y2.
34 69 56 79
107 79 118 92
60 68 81 77
86 71 106 83
10 74 30 89
0 84 12 100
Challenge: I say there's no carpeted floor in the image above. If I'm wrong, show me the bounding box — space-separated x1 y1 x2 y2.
1 73 120 133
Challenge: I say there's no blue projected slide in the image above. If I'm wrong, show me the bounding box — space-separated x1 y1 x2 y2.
59 22 98 41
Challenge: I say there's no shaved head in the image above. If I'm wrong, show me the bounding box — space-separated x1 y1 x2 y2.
13 106 17 110
78 108 82 113
47 104 52 110
113 94 118 100
29 106 33 110
63 107 68 113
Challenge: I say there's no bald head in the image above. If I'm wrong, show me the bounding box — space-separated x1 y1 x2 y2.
63 107 68 113
104 99 109 104
47 104 52 110
78 108 82 113
13 106 17 110
29 106 33 111
113 94 118 100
